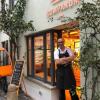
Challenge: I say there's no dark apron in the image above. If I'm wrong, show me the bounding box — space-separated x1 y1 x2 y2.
56 49 76 89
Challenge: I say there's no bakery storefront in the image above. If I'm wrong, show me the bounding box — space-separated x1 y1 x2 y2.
20 0 81 100
26 26 80 100
27 24 80 83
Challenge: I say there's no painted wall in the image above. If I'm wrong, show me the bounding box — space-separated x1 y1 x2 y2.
0 32 9 42
22 78 59 100
24 0 80 34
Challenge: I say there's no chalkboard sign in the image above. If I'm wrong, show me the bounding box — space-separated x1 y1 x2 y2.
11 60 24 86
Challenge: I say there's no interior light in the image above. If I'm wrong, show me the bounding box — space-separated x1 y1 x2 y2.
62 30 65 33
70 31 78 35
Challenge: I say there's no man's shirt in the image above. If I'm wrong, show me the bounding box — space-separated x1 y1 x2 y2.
54 47 74 60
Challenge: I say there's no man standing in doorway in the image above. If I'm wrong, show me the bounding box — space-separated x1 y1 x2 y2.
54 38 79 100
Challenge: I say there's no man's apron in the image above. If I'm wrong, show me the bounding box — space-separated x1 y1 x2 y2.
56 50 76 89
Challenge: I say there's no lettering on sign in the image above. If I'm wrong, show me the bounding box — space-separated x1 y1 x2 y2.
47 0 80 17
11 60 24 86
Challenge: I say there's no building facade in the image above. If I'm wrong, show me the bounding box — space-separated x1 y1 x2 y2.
18 0 81 100
0 0 99 100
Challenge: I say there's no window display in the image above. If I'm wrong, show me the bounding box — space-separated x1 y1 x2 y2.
54 32 58 50
46 33 51 81
32 33 54 82
34 36 44 78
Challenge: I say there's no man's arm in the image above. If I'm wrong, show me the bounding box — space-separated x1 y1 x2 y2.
54 48 75 65
55 55 74 65
62 48 75 62
62 55 75 62
55 58 67 65
54 50 66 65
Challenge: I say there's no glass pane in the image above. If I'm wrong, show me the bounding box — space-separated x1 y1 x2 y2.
34 36 44 78
46 33 50 49
28 37 32 75
54 32 58 50
46 33 51 81
54 32 58 82
0 50 10 66
46 50 51 82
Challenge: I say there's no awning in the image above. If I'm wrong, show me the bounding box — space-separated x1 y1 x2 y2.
0 31 9 42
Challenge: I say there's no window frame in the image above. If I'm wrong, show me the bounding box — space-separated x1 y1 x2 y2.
26 30 61 85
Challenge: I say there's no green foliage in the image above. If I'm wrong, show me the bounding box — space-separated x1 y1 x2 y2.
76 0 100 33
0 0 34 43
77 0 100 100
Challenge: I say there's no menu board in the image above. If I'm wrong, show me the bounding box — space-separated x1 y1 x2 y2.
11 60 24 86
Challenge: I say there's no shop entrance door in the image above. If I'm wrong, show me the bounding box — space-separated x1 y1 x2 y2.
53 29 81 99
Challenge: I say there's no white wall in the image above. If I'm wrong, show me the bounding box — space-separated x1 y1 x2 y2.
24 0 80 33
22 78 59 100
0 32 9 42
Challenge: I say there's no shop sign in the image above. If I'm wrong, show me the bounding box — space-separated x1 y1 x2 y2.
47 0 80 17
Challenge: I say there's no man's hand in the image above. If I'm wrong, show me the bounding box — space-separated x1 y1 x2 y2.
55 56 74 65
55 57 68 65
62 56 75 62
59 58 67 64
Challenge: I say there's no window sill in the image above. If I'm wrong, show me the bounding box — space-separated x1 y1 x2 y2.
25 76 56 90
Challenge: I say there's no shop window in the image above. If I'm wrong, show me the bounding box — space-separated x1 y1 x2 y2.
34 36 44 78
46 32 58 83
27 32 59 84
46 33 51 82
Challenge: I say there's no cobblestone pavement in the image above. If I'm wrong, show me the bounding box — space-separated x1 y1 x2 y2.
0 89 33 100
